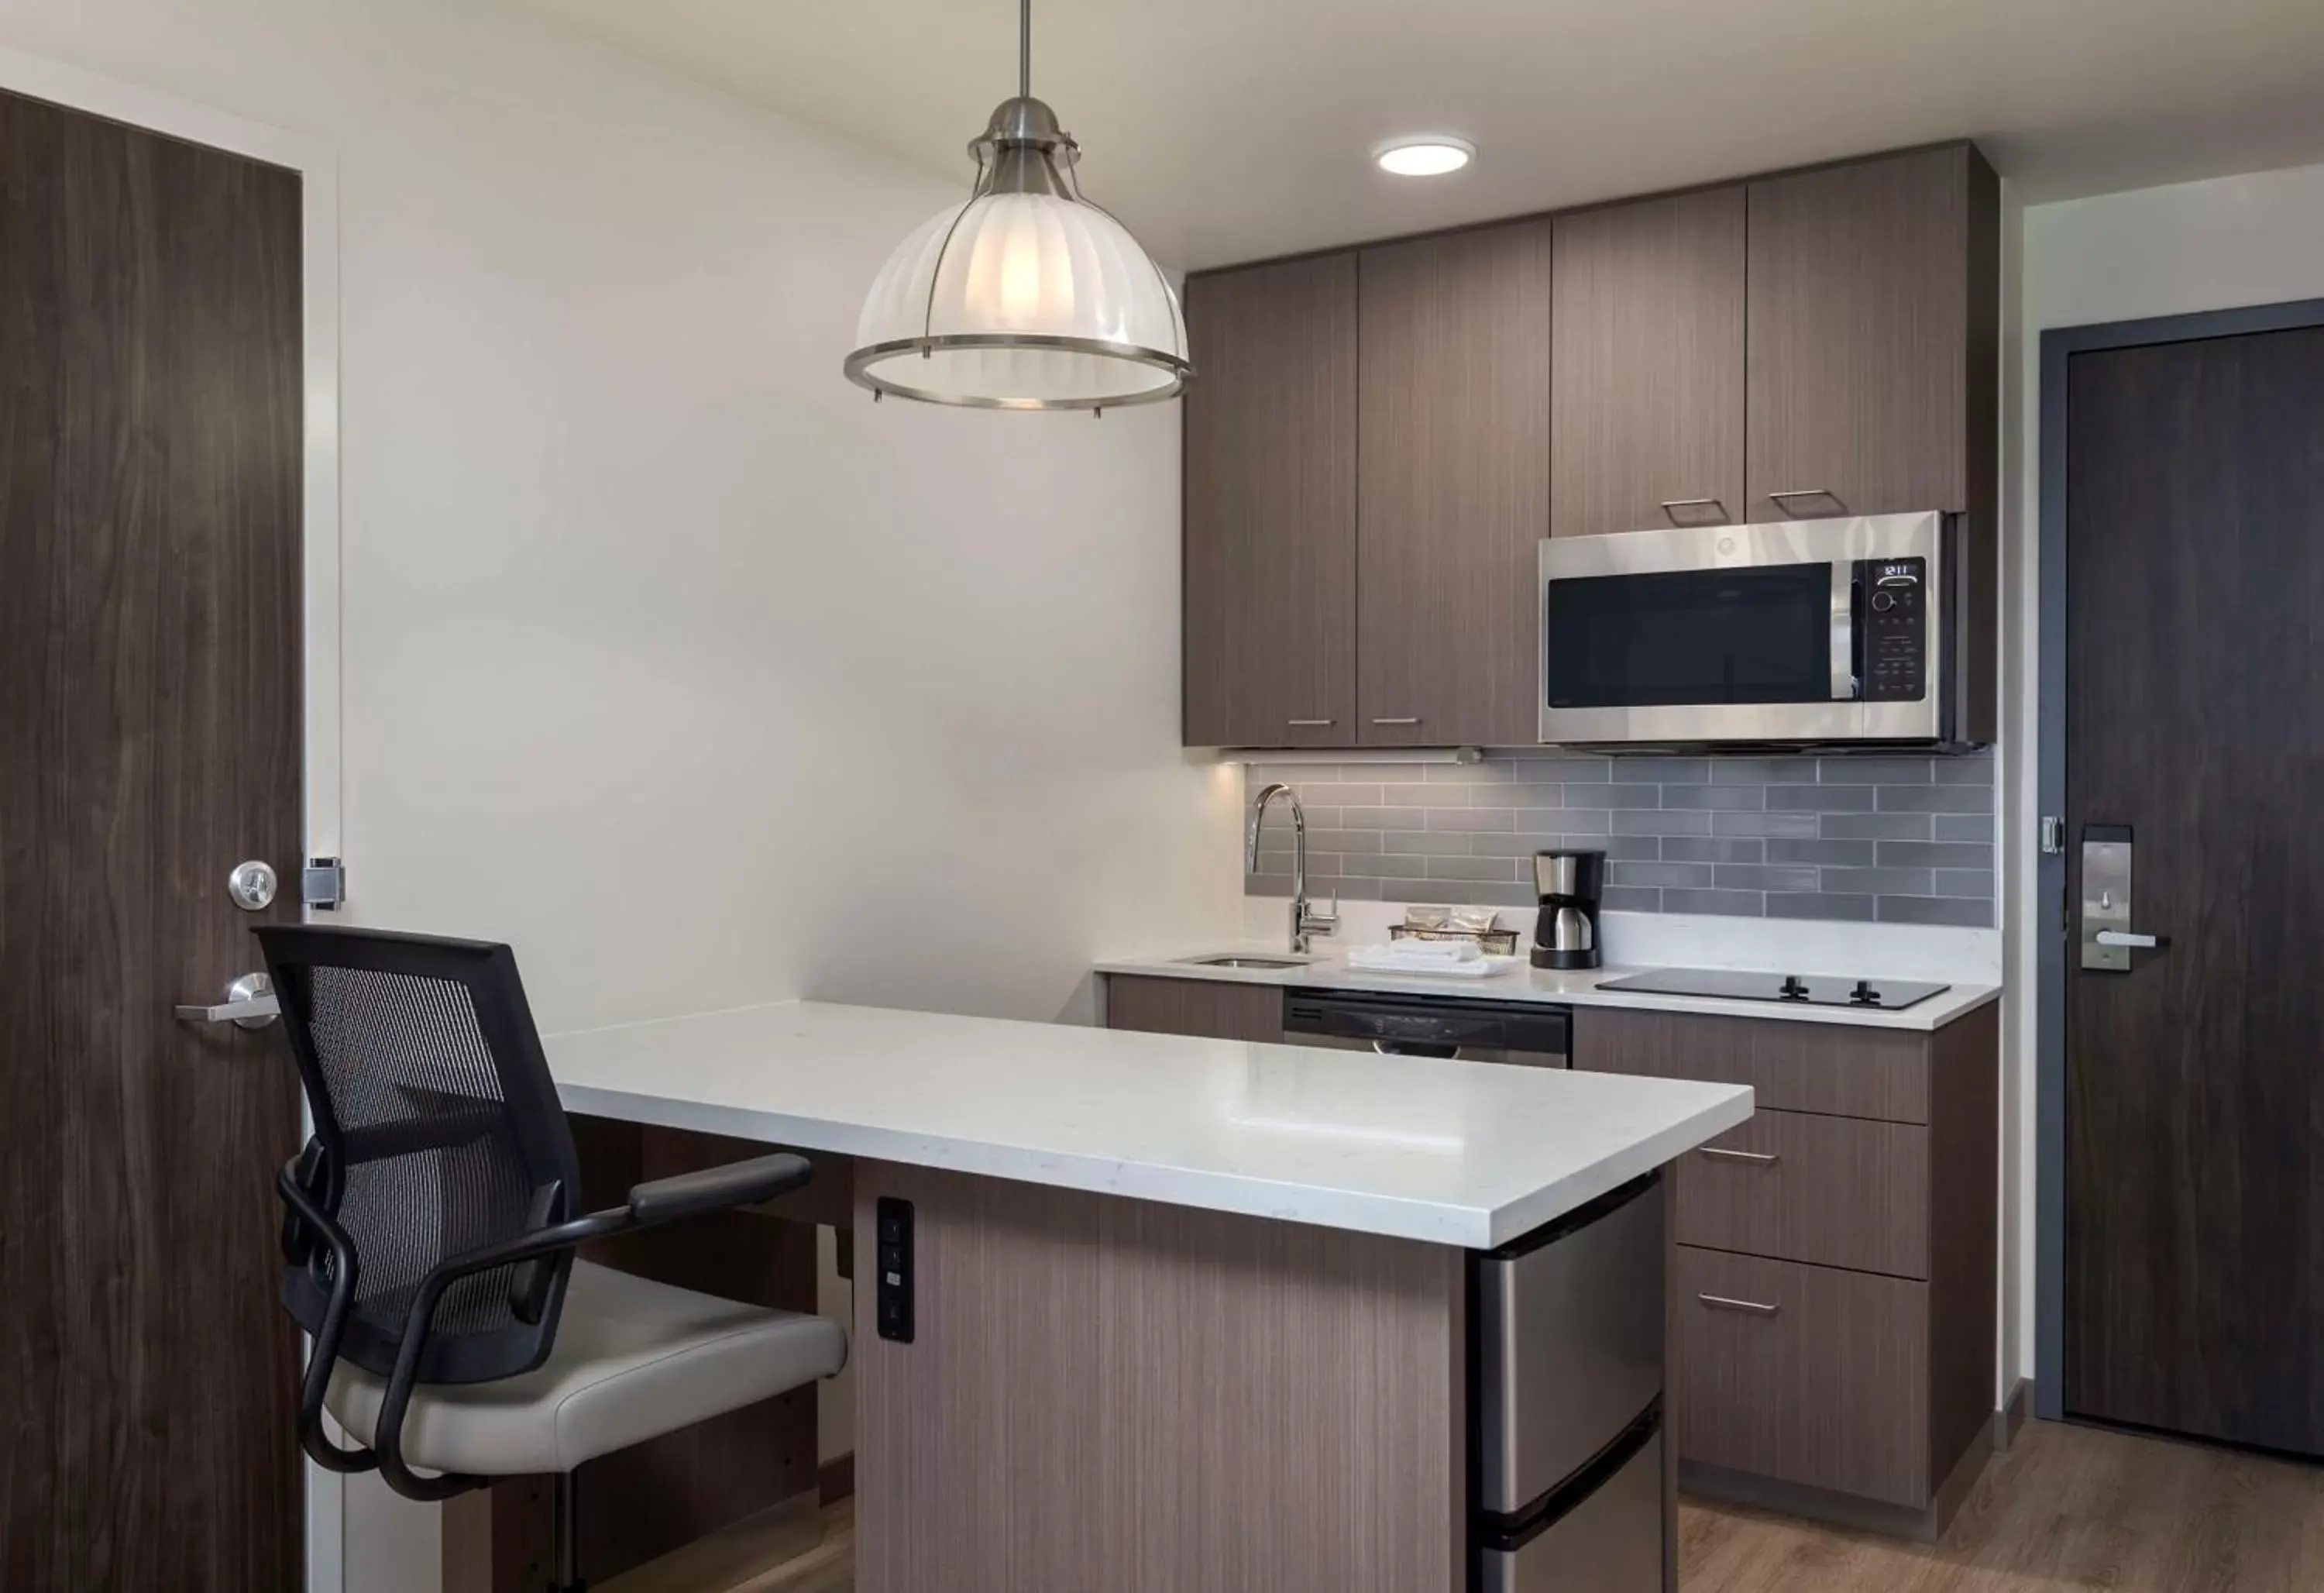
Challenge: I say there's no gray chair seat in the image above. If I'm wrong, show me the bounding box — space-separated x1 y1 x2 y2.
327 1261 848 1476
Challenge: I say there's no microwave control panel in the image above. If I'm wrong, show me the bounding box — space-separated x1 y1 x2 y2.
1855 558 1926 701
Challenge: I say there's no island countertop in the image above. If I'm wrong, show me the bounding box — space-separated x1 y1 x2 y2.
545 1000 1752 1249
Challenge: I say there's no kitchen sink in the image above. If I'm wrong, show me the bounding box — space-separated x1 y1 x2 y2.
1178 954 1311 970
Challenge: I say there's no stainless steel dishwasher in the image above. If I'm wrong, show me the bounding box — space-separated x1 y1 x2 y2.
1472 1172 1667 1591
1280 989 1570 1065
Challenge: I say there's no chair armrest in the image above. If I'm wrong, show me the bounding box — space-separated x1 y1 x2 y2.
627 1151 813 1224
366 1151 819 1500
276 1151 381 1478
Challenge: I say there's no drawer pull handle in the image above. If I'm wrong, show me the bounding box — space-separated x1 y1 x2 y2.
1698 1293 1781 1316
1698 1147 1780 1165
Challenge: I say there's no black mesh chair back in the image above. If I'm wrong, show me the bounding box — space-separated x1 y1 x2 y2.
258 925 583 1385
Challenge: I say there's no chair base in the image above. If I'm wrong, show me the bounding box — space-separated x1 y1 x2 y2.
555 1471 583 1593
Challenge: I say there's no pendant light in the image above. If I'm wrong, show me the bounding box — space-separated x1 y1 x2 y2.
844 0 1191 413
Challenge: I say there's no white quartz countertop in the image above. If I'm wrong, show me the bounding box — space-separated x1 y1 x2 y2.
1093 949 2001 1033
545 1000 1752 1250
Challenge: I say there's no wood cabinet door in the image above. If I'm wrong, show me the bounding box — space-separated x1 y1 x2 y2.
1356 221 1551 747
1573 1006 1930 1124
1552 187 1746 538
1676 1110 1930 1279
1744 146 1972 521
1103 975 1284 1043
1183 256 1360 748
1676 1247 1930 1506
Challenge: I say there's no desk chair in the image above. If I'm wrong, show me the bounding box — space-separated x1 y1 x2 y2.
259 926 847 1593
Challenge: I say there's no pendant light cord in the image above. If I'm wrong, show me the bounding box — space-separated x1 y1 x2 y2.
1019 0 1031 98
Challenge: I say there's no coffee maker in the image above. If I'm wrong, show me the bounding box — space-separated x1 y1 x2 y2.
1531 849 1605 970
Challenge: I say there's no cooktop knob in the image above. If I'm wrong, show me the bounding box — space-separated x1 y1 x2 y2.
1779 975 1810 1001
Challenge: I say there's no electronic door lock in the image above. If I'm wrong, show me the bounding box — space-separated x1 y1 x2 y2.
2080 824 2168 972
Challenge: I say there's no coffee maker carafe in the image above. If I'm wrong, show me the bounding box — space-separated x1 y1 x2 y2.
1531 849 1605 970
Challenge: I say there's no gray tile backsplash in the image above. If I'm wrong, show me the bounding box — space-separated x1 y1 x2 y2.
1244 749 1997 927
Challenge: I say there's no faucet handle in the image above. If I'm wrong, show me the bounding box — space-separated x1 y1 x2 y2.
1301 894 1340 937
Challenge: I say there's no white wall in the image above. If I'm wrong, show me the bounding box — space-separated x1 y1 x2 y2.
2004 160 2324 1382
0 2 1243 1588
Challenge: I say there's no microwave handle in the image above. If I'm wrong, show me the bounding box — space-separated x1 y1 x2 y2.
1830 561 1857 701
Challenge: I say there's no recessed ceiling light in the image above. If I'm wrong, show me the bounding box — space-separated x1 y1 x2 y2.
1373 136 1475 177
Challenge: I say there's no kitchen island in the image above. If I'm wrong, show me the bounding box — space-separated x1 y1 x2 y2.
545 1001 1753 1593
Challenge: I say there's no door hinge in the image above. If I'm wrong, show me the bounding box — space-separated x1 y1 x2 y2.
2039 815 2064 855
301 856 346 911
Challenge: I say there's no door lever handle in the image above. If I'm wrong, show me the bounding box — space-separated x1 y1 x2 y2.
175 972 280 1030
2094 930 2169 951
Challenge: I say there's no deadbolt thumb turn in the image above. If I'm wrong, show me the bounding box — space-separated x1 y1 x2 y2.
228 859 277 911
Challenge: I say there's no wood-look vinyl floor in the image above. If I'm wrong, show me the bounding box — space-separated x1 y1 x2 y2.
693 1422 2324 1592
1682 1420 2324 1591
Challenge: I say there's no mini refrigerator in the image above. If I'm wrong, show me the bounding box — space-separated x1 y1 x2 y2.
1472 1172 1667 1591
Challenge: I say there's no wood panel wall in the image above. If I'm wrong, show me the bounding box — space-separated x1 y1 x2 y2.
852 1161 1467 1593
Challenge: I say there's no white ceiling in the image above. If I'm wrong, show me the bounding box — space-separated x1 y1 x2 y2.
514 0 2324 270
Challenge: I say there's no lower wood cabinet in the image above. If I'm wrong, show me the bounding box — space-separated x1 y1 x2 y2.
1564 1005 1930 1123
1676 1110 1929 1280
1576 1001 1998 1539
1102 974 1284 1043
1676 1247 1928 1507
1099 980 2000 1538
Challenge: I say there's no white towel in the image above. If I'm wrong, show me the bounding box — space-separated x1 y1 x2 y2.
1344 943 1511 978
1363 939 1480 964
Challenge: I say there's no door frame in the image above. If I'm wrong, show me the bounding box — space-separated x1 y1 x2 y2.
2033 294 2324 1421
0 41 347 1592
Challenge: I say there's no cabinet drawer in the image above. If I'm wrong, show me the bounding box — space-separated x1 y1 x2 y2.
1102 976 1284 1043
1675 1247 1927 1507
1676 1110 1928 1278
1573 1006 1928 1123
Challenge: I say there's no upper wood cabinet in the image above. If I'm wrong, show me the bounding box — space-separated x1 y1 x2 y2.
1551 187 1747 538
1177 142 1998 749
1182 256 1359 748
1356 222 1551 748
1744 145 1998 522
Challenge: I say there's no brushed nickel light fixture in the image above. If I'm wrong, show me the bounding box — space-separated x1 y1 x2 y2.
844 0 1191 413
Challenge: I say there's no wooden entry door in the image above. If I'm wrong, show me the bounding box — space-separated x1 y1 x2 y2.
0 88 306 1587
2062 321 2324 1455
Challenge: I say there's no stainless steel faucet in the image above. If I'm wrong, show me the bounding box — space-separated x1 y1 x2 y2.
1247 783 1339 953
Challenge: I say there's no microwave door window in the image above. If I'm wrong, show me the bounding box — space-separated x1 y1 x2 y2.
1546 564 1832 708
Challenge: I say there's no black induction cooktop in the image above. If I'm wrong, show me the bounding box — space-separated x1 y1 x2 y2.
1597 967 1951 1010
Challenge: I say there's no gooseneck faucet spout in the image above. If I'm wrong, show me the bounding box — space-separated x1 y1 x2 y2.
1249 782 1339 954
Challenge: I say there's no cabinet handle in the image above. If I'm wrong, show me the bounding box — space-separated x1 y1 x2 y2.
1698 1147 1779 1165
1659 497 1730 523
1286 719 1336 728
1371 717 1421 726
1697 1293 1781 1316
1767 488 1846 514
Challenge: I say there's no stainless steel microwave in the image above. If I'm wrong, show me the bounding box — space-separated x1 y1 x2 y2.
1538 511 1960 748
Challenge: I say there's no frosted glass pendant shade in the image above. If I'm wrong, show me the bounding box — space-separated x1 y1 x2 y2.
844 89 1191 411
848 194 1189 410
